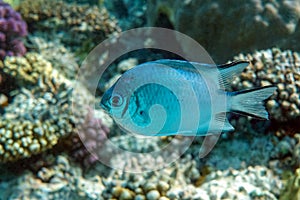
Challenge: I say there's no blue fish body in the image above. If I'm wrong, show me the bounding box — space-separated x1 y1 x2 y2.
100 59 276 136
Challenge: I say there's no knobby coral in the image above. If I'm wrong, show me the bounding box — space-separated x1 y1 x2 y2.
0 52 52 86
69 107 110 167
231 48 300 122
0 0 27 60
0 53 93 162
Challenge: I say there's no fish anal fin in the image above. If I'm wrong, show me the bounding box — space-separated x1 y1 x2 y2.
212 112 234 132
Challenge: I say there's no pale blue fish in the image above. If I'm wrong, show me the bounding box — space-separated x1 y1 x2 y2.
100 59 276 136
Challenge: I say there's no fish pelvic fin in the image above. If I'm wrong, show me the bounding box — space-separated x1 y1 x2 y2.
229 86 277 119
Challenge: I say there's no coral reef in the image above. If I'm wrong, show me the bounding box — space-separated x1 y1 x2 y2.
109 134 164 153
280 168 300 200
0 154 106 199
0 0 27 60
70 107 110 167
104 0 147 29
195 166 282 200
0 52 53 86
199 133 275 171
26 33 79 79
98 58 138 93
0 53 93 162
0 153 283 200
102 155 201 199
2 0 21 9
0 0 298 198
268 134 300 172
0 118 65 162
147 0 300 62
18 0 121 55
231 48 300 122
0 78 74 162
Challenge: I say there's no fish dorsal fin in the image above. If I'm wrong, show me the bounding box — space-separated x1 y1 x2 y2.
152 59 216 73
217 61 249 89
152 59 219 88
152 59 249 90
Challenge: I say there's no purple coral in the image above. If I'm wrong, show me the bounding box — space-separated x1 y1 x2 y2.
72 107 110 167
0 1 27 60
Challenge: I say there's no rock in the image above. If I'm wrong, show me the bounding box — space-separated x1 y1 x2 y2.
147 0 300 62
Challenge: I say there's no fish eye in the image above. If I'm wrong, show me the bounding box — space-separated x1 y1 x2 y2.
110 94 123 107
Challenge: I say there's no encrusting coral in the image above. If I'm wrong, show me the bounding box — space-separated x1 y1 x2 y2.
0 0 27 60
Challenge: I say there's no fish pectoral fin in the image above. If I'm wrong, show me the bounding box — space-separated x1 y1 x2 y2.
212 113 234 132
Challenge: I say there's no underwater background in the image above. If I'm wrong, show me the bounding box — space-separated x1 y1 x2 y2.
0 0 299 199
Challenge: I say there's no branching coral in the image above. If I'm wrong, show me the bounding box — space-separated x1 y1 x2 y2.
0 0 27 60
26 34 79 79
0 52 52 86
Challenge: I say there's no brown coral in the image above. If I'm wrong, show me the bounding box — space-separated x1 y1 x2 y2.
0 52 53 86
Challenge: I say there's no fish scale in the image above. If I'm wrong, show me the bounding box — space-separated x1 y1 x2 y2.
129 83 181 133
121 64 213 135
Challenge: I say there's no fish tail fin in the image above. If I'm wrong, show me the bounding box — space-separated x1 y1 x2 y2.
229 86 277 119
